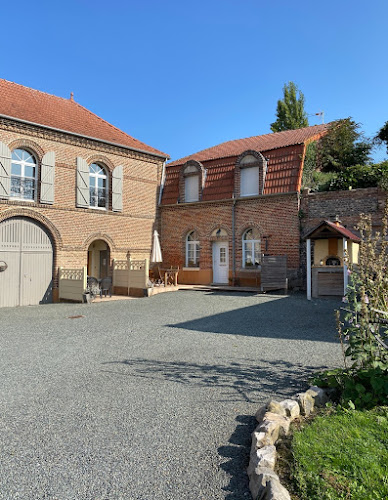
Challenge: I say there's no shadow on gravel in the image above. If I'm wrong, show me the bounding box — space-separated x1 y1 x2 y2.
101 358 330 403
166 295 340 342
218 414 257 499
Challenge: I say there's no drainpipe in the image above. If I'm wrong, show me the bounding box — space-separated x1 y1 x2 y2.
158 159 167 206
232 194 236 285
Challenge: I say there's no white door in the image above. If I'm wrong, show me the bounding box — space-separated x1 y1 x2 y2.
212 241 229 284
0 217 53 307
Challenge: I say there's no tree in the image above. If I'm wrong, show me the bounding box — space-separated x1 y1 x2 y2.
375 121 388 154
270 82 309 132
317 118 372 172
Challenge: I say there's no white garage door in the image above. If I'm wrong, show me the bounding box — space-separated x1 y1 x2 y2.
0 217 53 307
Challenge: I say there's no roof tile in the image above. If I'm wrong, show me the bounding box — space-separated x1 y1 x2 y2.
0 79 168 158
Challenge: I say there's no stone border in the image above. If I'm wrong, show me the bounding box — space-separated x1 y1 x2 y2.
248 386 333 500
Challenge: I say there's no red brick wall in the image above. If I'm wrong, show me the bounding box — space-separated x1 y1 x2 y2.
0 119 164 298
300 187 387 234
160 192 300 286
299 187 387 288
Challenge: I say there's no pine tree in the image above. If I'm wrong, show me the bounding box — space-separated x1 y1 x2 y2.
270 82 309 132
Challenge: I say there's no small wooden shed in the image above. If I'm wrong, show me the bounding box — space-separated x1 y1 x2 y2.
304 219 360 299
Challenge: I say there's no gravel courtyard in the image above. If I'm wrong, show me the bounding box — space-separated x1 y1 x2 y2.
0 290 342 500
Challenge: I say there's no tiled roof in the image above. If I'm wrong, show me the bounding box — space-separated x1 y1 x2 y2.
0 79 168 158
161 125 329 204
304 220 361 242
168 124 329 166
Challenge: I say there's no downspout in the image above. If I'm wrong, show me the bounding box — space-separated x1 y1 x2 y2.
158 159 167 206
232 193 236 285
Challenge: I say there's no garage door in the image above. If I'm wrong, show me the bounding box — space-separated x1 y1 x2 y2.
0 217 53 307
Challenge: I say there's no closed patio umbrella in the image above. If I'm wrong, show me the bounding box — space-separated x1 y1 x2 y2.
151 230 162 263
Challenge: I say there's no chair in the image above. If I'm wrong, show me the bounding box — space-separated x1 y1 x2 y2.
86 276 101 300
100 277 112 298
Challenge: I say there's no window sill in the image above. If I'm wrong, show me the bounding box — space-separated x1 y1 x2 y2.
183 267 200 271
240 193 260 198
9 197 36 203
88 206 108 211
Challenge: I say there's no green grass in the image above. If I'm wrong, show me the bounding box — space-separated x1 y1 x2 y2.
291 407 388 500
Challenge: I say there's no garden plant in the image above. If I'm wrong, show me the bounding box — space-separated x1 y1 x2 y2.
290 201 388 499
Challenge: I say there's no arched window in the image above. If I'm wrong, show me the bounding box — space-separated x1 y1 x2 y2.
89 163 107 209
186 230 200 267
11 149 37 200
242 228 261 267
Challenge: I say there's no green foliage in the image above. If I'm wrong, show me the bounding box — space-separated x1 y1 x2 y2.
375 120 388 154
270 82 309 132
317 118 372 172
328 162 388 191
301 141 317 188
341 206 388 371
312 367 388 409
292 407 388 500
313 203 388 409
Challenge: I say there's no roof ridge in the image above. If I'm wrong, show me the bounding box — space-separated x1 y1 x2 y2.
168 123 329 166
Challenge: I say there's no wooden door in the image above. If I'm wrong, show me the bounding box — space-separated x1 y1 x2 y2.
0 218 53 307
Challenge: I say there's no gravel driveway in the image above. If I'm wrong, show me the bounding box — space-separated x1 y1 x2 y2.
0 291 342 500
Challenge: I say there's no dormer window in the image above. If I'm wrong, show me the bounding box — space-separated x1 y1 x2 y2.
240 155 259 197
184 165 199 202
180 161 204 203
237 150 267 198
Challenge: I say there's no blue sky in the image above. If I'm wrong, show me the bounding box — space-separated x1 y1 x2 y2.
2 0 387 161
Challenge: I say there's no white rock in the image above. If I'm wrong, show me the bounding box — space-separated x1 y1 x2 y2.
306 385 330 407
258 478 292 500
255 405 268 423
297 391 315 416
259 412 291 441
267 400 287 417
279 399 300 421
247 445 277 476
251 430 273 450
249 467 279 500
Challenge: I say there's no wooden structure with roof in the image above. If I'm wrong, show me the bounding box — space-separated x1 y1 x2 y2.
303 219 360 299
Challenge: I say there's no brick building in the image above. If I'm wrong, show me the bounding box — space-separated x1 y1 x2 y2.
159 125 328 287
0 80 168 306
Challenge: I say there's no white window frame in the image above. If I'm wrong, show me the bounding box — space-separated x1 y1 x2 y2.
240 166 259 197
242 229 261 268
10 149 37 202
186 231 200 267
89 163 108 210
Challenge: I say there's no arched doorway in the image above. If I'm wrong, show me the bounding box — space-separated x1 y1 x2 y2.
87 240 110 279
0 217 54 307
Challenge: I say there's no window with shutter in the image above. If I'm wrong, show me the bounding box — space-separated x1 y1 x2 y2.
112 165 123 212
0 142 11 199
89 164 108 209
76 157 90 208
10 149 37 201
40 151 55 204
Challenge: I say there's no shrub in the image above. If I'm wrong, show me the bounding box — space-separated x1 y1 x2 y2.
328 162 388 191
315 201 388 408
